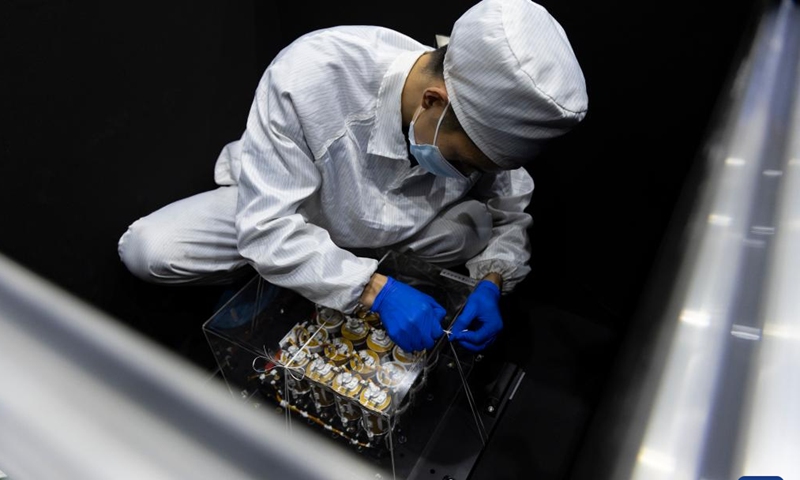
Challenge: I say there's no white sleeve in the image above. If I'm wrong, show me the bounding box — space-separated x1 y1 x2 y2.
234 70 377 312
465 168 534 293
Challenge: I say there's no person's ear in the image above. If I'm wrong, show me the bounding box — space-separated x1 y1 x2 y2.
421 86 449 109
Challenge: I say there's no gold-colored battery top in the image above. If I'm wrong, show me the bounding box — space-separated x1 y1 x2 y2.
340 317 369 344
349 349 380 377
355 307 382 328
316 307 344 329
332 371 363 398
358 381 391 413
366 328 394 354
295 324 329 349
392 344 424 365
277 345 310 369
305 357 336 385
377 361 408 390
323 337 354 366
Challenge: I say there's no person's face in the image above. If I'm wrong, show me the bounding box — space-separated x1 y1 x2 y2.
412 92 504 176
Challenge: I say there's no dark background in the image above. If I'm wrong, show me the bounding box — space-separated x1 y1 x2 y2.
1 0 758 478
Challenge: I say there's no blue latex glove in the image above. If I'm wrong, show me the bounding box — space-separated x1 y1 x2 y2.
370 276 445 352
449 280 502 352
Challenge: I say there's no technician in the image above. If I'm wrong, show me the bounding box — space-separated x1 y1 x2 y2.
118 0 588 353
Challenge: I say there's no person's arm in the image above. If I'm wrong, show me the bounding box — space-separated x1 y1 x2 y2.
480 272 503 289
357 273 387 309
449 169 533 351
235 68 377 313
465 168 534 293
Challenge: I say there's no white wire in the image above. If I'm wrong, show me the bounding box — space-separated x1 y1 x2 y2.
448 341 488 446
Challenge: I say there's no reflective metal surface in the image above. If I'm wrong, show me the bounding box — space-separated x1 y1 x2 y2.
572 1 800 479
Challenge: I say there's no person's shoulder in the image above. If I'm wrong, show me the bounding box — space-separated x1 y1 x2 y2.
266 25 428 84
288 25 426 54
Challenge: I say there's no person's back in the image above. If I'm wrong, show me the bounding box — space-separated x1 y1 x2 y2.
213 25 430 186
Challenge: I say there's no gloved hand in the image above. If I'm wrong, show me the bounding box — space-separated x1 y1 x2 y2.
449 280 502 352
370 276 445 352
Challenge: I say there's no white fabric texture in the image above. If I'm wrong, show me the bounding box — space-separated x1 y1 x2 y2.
121 25 534 312
118 187 250 285
118 186 496 288
444 0 588 168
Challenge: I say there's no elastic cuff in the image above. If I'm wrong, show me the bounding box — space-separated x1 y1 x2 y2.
467 260 518 294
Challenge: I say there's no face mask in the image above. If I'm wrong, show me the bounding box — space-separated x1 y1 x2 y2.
408 102 467 180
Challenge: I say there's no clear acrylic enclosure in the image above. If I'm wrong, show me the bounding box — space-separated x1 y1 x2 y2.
203 251 501 478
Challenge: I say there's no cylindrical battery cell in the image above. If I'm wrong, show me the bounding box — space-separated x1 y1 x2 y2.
323 337 354 367
365 328 394 359
315 306 345 335
276 345 311 398
391 345 426 398
392 344 424 365
293 324 329 354
340 316 369 347
377 361 411 416
349 349 380 379
355 307 382 329
331 371 364 426
358 381 392 438
305 357 337 410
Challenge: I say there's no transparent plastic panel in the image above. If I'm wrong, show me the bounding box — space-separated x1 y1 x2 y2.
203 251 475 451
